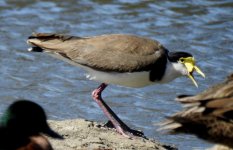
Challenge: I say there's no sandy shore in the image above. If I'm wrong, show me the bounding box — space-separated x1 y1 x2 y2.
48 119 176 150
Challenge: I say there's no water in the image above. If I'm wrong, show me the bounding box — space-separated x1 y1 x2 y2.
0 0 233 149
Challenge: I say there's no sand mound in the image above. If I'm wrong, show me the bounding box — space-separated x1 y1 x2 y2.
48 119 176 150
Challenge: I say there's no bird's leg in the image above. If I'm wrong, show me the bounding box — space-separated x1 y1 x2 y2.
92 83 144 138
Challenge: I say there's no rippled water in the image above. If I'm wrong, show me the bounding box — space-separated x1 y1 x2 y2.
0 0 233 149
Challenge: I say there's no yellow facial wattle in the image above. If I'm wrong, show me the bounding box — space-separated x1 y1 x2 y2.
179 57 205 87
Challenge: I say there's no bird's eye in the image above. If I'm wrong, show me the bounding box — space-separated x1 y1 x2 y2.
179 58 184 62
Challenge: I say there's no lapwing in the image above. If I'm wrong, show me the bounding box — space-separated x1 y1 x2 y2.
27 33 205 137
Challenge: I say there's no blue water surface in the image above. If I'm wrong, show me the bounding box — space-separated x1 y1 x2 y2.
0 0 233 149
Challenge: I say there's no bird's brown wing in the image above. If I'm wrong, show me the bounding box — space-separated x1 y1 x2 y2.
177 73 233 102
176 74 233 119
27 33 167 72
160 74 233 148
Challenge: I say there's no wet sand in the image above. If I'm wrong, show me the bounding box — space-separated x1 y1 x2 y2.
48 119 176 150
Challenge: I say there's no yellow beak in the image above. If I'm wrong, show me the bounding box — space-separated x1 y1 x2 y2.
187 73 198 87
179 57 205 87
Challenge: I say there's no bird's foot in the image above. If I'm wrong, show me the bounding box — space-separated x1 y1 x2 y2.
104 120 145 138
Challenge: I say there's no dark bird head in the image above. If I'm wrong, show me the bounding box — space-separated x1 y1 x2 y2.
167 51 205 87
0 100 63 139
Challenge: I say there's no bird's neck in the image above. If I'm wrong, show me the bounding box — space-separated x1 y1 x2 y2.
160 61 187 83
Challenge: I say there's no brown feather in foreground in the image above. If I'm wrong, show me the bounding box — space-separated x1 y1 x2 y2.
161 73 233 148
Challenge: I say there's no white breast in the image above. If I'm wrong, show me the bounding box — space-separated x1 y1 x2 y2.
85 69 154 88
159 61 187 83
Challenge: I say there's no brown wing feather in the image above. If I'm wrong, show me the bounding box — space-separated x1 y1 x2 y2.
161 74 233 148
177 74 233 119
27 33 167 72
177 74 233 103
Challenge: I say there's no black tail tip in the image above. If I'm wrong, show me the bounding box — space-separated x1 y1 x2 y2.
28 47 44 52
28 35 36 39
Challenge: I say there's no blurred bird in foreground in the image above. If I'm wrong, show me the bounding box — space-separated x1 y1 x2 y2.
0 100 63 150
160 73 233 149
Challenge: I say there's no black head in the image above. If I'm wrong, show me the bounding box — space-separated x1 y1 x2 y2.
0 100 63 139
166 51 205 87
167 52 193 62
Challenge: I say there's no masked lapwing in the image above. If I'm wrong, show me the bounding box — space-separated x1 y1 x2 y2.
27 33 205 137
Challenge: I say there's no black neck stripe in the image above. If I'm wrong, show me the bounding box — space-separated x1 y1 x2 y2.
149 54 167 81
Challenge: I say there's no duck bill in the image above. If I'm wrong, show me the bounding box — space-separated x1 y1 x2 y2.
44 125 64 139
187 73 198 87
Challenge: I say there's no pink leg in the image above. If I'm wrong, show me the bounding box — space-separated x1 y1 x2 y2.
92 83 144 138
